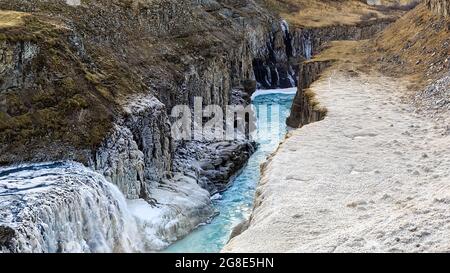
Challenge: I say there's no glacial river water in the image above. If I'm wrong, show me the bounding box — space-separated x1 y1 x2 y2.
164 88 296 253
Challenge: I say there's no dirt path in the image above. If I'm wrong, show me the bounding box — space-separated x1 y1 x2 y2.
223 67 450 252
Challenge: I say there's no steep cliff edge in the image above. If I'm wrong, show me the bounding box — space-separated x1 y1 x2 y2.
279 0 416 128
286 39 370 128
286 59 330 127
253 0 411 88
224 40 450 253
225 2 450 253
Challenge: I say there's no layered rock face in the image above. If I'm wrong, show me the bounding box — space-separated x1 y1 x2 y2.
286 20 392 129
0 40 39 92
93 95 172 200
0 0 281 178
252 17 393 89
286 60 331 128
289 21 393 59
252 19 297 89
426 0 450 16
0 0 287 251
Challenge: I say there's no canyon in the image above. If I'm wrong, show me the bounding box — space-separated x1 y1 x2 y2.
225 2 450 252
2 0 448 253
225 51 450 252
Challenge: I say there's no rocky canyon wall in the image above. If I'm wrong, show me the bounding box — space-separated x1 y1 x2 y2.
285 20 393 129
286 60 331 128
0 0 277 192
0 0 292 251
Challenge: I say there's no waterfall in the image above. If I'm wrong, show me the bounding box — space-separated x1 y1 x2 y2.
265 66 272 87
303 33 313 60
0 162 144 253
288 65 296 87
275 67 280 87
288 74 296 87
280 20 290 35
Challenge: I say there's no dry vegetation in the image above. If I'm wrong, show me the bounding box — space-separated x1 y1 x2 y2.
307 40 361 63
0 0 274 164
0 10 27 28
259 0 410 27
304 2 450 96
366 3 450 89
0 12 146 164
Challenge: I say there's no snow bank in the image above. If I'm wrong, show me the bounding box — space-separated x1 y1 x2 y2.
128 174 215 251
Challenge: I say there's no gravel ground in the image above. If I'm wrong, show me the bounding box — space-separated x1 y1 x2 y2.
413 70 450 119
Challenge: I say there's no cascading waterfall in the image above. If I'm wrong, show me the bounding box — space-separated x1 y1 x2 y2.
0 162 144 253
275 67 280 87
280 20 297 88
288 65 297 87
254 19 299 89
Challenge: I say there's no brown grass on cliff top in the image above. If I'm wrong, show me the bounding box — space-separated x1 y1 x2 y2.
308 3 450 93
307 40 361 63
0 10 27 28
303 40 372 81
259 0 411 27
0 14 147 164
367 3 450 88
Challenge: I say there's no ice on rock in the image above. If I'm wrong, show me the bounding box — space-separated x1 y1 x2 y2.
303 34 313 60
0 162 144 253
128 174 215 250
280 20 290 35
0 162 216 253
251 87 297 100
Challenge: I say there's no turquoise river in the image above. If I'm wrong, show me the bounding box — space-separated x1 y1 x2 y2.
164 88 296 253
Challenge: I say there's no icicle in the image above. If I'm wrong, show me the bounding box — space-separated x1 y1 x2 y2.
303 33 313 60
265 66 272 87
288 66 296 87
275 68 280 87
280 20 290 35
